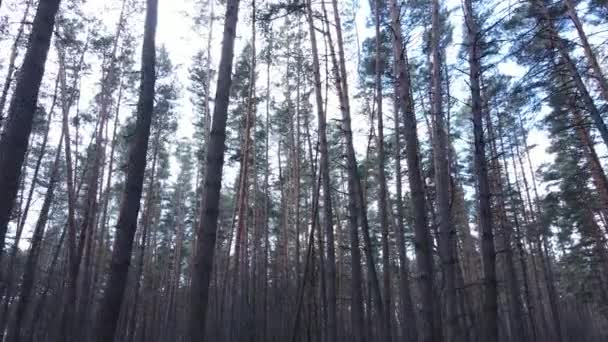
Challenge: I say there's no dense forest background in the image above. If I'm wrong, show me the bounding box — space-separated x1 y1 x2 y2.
0 0 608 341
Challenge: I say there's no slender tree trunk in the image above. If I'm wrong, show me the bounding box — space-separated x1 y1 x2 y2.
231 5 256 338
57 43 87 342
430 0 459 340
24 221 66 342
373 1 392 340
322 2 385 340
76 6 127 337
463 1 498 340
0 0 62 262
6 127 64 341
95 0 158 339
327 2 387 339
188 1 241 340
490 133 527 342
263 44 271 342
388 1 437 340
392 78 419 342
94 80 124 307
305 1 337 341
0 75 58 338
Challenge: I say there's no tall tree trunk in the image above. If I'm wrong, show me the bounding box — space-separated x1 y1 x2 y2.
392 75 419 342
94 80 124 308
232 4 256 338
388 1 438 340
322 1 386 340
430 0 459 340
188 0 241 340
373 1 392 340
76 6 127 337
95 0 158 339
305 1 337 340
57 42 88 342
263 42 271 342
0 0 62 262
463 1 498 340
329 1 387 338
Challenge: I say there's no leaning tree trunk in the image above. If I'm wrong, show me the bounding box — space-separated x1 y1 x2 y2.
0 0 62 263
94 0 158 340
188 0 241 340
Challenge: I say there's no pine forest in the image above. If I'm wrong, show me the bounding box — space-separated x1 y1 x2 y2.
1 0 608 341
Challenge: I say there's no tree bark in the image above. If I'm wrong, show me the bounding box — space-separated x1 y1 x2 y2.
94 0 158 339
188 0 240 340
0 0 62 262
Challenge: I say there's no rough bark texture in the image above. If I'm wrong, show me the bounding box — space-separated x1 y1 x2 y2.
95 0 158 340
0 0 62 261
188 0 240 340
